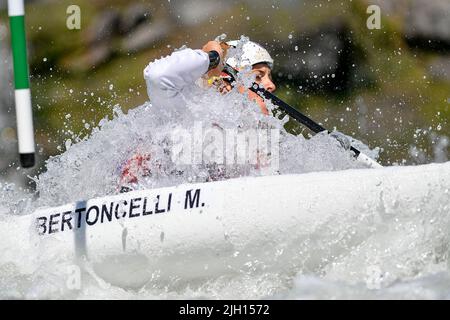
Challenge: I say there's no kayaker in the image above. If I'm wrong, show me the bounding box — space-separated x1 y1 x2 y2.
144 39 276 113
118 39 277 191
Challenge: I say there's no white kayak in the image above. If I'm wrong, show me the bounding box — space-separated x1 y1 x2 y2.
2 162 449 288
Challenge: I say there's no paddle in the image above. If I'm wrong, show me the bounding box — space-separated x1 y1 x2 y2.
222 64 382 169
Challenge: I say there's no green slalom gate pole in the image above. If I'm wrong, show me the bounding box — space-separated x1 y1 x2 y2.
8 0 35 168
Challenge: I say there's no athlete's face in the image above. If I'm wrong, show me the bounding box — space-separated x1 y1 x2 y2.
219 63 276 94
251 63 276 93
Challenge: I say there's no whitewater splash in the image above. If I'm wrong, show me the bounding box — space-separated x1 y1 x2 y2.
1 38 449 299
31 83 372 208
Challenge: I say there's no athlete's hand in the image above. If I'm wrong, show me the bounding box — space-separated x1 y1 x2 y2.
202 41 227 77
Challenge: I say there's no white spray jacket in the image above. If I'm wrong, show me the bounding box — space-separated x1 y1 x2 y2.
141 48 278 176
143 48 209 109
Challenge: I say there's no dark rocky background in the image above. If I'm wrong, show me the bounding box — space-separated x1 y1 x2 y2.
0 0 449 188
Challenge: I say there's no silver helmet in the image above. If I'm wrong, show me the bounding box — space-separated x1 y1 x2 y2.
225 40 274 70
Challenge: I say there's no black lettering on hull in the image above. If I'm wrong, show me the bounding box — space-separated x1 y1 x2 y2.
37 191 181 236
185 189 201 209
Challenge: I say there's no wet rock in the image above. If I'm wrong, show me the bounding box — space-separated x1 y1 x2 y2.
169 0 232 27
62 43 113 73
405 0 450 50
274 21 357 93
119 3 151 35
427 56 450 81
368 0 409 18
86 9 121 46
121 21 170 53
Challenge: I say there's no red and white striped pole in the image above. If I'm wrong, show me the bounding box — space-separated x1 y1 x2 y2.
8 0 35 168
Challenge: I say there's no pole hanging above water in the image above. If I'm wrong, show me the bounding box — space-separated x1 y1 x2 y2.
8 0 35 168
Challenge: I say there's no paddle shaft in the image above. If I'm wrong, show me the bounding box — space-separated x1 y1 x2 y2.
249 84 362 157
222 64 382 168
